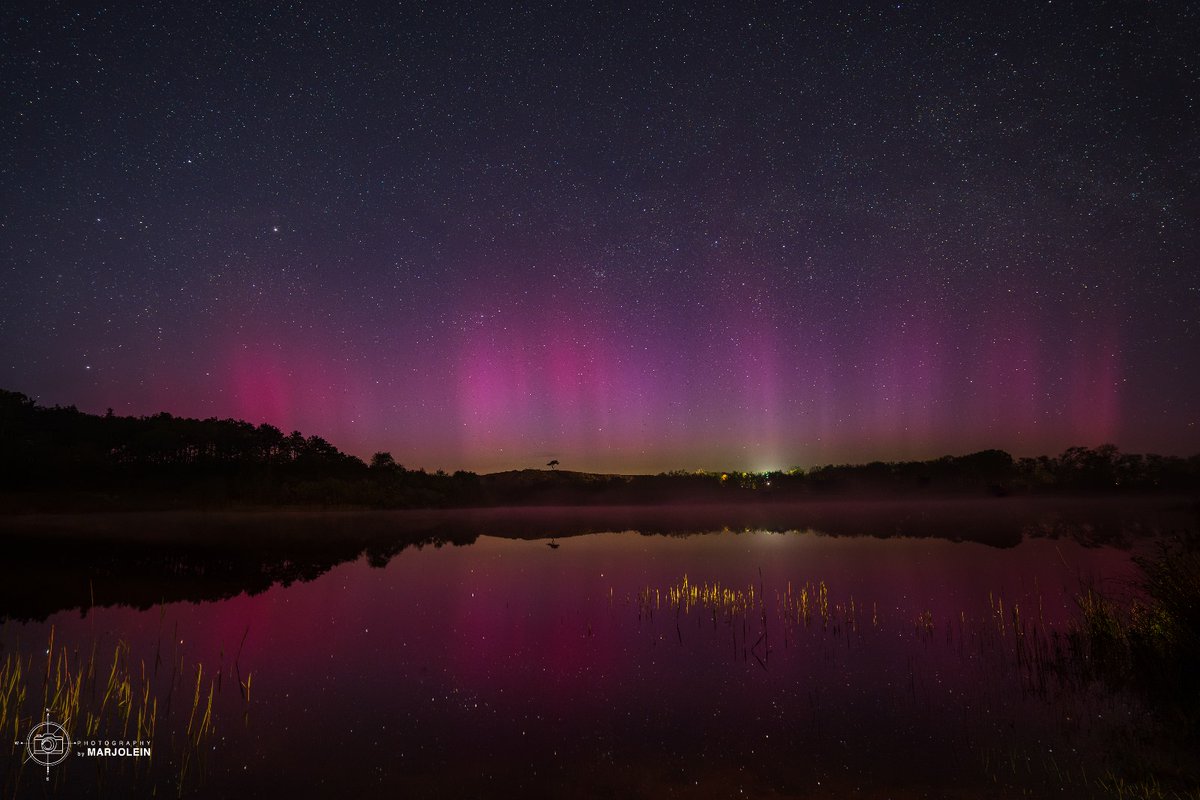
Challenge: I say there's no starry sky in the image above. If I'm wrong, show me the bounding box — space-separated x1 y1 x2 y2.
2 1 1197 473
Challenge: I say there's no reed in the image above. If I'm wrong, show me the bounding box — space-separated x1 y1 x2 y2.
1096 770 1200 800
0 651 28 742
1064 536 1200 730
1 628 242 794
622 549 1196 798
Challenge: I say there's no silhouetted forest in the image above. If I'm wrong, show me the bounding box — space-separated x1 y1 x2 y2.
2 389 1198 511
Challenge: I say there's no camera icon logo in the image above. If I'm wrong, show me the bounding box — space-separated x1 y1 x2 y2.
33 732 65 755
24 714 72 769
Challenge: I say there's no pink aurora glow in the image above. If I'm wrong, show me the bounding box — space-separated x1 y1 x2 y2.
57 268 1150 474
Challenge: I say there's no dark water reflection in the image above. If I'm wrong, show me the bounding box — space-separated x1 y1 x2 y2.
1 499 1195 798
1 499 1186 622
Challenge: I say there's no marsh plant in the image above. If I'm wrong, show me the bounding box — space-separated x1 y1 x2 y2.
1068 534 1200 731
1 627 252 795
1 631 158 749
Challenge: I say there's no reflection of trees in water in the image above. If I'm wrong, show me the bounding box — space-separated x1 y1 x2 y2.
0 500 1185 622
0 516 482 622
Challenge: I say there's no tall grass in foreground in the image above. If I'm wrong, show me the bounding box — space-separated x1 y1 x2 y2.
2 630 252 796
991 532 1200 799
0 634 160 747
1069 534 1200 731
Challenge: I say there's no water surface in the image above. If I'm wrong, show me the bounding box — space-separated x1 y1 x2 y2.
1 500 1192 798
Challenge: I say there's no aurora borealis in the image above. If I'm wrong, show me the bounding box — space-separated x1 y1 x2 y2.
2 2 1197 473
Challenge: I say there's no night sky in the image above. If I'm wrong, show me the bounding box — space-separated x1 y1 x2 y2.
2 1 1197 473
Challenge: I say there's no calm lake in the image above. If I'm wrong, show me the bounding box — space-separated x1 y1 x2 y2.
1 499 1194 798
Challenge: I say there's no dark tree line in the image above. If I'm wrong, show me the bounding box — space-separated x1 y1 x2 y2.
2 389 1198 510
0 389 483 508
784 445 1200 495
480 445 1199 505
